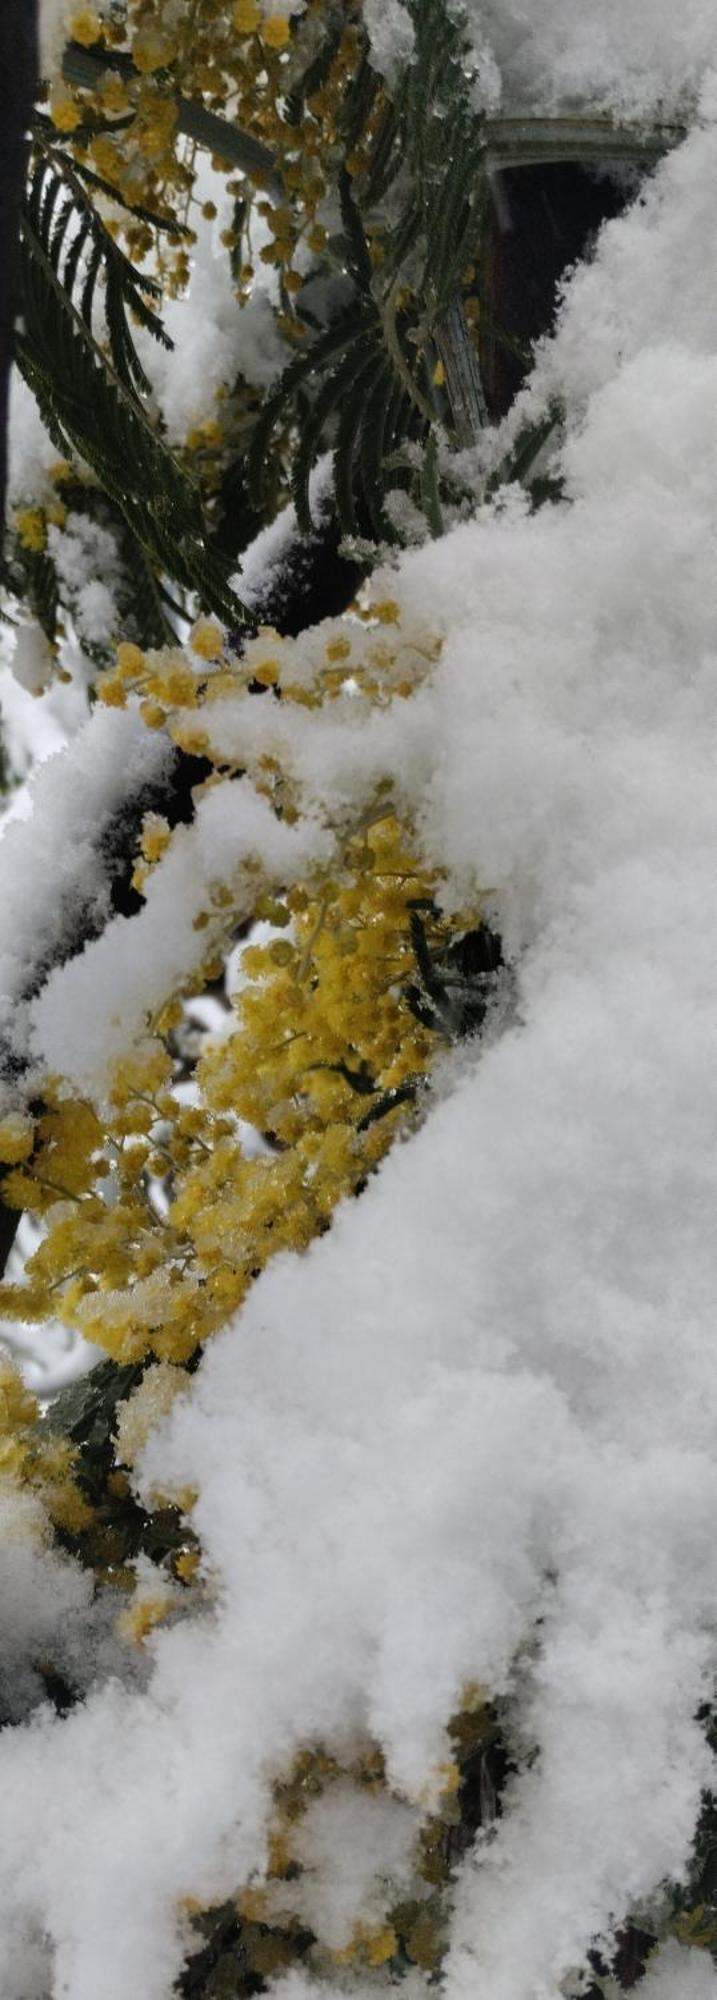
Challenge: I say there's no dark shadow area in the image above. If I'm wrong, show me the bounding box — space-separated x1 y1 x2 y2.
482 161 639 418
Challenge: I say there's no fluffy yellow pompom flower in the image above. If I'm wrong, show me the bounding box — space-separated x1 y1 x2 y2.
49 91 82 134
115 1365 189 1467
14 508 46 552
190 618 224 660
233 0 262 31
0 1114 34 1166
115 641 145 677
261 14 291 49
132 26 178 72
0 1363 37 1438
117 1588 175 1647
69 7 102 46
0 595 488 1393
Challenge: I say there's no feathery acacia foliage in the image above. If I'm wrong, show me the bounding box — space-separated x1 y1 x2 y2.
6 0 679 652
13 126 245 626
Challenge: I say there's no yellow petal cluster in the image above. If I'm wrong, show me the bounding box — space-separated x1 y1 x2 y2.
50 0 372 304
0 596 482 1376
191 1693 498 1984
0 1359 93 1535
0 807 464 1364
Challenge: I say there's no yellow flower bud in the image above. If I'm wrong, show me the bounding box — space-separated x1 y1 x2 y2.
14 508 46 552
0 1113 34 1166
190 618 224 660
116 641 145 676
233 0 261 31
50 92 82 133
261 13 291 47
69 8 102 46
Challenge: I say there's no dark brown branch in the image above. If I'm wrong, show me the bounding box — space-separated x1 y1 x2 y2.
0 0 37 1273
0 0 38 527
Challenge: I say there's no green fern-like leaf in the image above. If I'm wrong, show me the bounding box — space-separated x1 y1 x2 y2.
29 127 171 396
14 141 247 626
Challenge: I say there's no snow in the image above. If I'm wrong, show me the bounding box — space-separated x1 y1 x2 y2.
0 1483 93 1723
7 374 59 507
515 85 717 431
35 0 717 113
280 1784 422 1949
364 0 416 88
641 1943 717 1998
145 158 285 444
8 9 717 2000
364 0 717 118
471 0 717 116
46 514 124 650
234 498 313 612
0 705 172 1088
232 462 337 610
8 622 54 700
0 630 91 787
30 775 333 1092
0 1213 100 1393
38 0 76 79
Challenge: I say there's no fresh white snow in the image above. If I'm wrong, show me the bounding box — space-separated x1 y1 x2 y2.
8 7 717 1999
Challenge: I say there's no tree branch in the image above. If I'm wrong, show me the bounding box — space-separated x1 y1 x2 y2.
0 0 38 527
61 42 279 188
